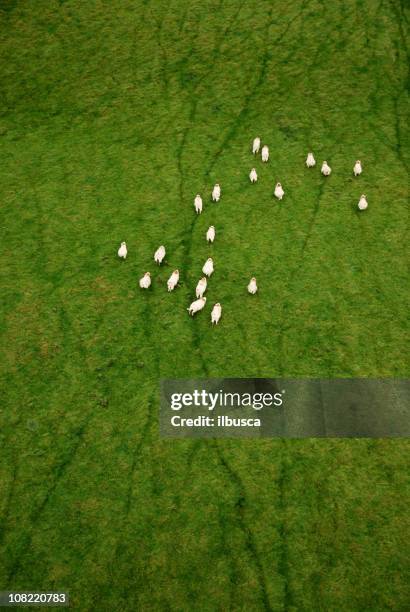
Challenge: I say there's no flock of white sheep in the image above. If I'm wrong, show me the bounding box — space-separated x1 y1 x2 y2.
118 138 369 325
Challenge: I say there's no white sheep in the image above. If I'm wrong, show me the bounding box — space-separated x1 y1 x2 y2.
248 277 258 294
274 182 284 200
321 161 332 176
196 277 207 298
202 257 214 277
167 270 179 292
194 194 203 214
249 168 258 183
206 226 215 243
118 242 127 259
211 303 222 325
358 194 368 210
154 245 166 265
139 272 151 289
252 137 261 154
212 184 221 202
306 152 316 168
353 160 362 176
187 296 207 316
261 145 269 162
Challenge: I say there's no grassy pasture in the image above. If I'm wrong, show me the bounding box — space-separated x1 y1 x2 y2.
0 0 409 610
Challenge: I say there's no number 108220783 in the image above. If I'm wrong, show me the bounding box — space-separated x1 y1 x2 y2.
0 592 68 607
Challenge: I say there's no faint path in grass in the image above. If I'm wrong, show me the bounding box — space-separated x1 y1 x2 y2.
274 160 327 372
361 0 409 172
6 408 95 582
150 1 171 104
275 441 294 611
123 405 153 515
165 438 240 608
214 442 273 611
215 505 238 609
89 405 153 611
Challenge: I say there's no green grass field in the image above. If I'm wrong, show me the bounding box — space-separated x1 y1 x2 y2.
0 0 409 610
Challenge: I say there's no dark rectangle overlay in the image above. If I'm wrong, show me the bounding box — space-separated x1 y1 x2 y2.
160 379 409 438
0 593 69 607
